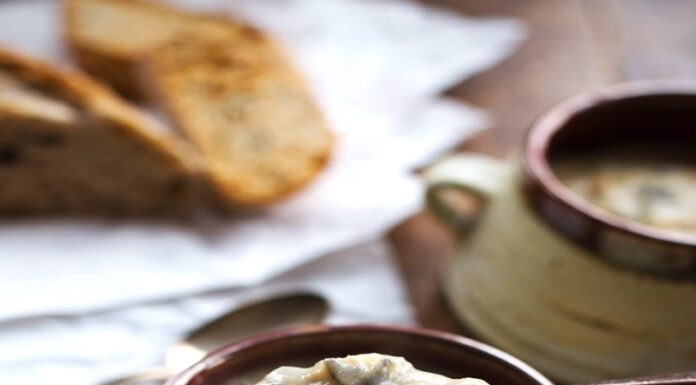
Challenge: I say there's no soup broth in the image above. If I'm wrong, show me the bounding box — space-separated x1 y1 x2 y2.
552 144 696 235
225 354 489 385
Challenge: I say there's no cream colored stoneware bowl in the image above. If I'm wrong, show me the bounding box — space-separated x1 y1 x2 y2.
426 82 696 383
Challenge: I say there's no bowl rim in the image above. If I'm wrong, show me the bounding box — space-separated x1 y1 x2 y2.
165 324 555 385
523 80 696 248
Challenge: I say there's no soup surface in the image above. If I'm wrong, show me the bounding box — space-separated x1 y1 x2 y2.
553 144 696 235
234 354 489 385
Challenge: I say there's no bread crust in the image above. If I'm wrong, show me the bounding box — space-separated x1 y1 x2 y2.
63 0 141 97
0 47 208 216
2 48 202 172
141 32 333 207
63 0 245 99
65 0 333 208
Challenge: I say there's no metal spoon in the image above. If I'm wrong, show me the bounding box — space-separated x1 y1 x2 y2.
584 372 696 385
101 292 329 385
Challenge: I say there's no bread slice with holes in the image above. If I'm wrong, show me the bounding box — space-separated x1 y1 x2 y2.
142 31 333 206
0 47 205 216
65 0 333 206
63 0 239 99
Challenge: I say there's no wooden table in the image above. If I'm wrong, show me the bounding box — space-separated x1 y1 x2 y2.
390 0 696 334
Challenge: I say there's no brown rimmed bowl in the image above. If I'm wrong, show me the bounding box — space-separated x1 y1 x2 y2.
164 325 553 385
425 81 696 383
523 80 696 278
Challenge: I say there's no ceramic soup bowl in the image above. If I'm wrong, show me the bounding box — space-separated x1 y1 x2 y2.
164 325 552 385
426 81 696 382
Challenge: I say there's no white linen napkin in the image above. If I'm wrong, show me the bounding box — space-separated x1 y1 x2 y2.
0 240 415 385
0 1 526 384
0 0 525 322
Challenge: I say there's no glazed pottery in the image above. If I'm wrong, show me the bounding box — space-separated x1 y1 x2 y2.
426 81 696 382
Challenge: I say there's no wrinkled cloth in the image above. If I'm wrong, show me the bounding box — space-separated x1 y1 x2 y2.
0 0 525 384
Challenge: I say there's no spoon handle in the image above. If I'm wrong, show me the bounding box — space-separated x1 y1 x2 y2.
100 367 174 385
584 372 696 385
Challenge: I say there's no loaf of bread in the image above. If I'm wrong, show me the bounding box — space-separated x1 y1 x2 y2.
0 47 205 216
65 0 333 206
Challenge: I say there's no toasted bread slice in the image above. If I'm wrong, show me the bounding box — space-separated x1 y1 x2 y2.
143 32 333 206
0 47 204 216
64 0 235 99
66 0 333 206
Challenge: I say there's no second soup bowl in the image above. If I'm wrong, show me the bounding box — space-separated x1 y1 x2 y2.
164 325 552 385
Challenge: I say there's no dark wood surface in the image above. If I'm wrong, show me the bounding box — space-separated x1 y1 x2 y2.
389 0 696 333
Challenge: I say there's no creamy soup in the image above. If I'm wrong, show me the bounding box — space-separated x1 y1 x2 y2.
233 354 488 385
553 144 696 235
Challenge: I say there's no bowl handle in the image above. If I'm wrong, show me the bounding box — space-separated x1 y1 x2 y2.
425 153 508 236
